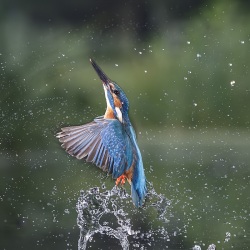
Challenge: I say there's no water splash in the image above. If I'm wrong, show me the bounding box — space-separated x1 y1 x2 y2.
76 182 171 250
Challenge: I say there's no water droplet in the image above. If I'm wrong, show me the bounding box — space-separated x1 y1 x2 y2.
64 209 70 214
207 244 216 250
224 231 231 242
193 245 201 250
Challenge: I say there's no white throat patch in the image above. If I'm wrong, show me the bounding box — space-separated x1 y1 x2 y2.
115 107 123 123
104 85 123 123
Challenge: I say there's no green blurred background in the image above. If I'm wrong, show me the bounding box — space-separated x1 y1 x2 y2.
1 0 250 249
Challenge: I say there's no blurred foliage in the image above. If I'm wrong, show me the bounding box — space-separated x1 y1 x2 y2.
1 0 250 131
1 0 250 249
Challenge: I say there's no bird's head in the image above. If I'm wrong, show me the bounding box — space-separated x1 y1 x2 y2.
90 58 129 124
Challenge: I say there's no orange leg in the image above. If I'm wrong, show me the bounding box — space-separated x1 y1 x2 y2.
115 174 127 186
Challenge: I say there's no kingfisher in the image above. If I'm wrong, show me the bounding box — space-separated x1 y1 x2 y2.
56 59 147 207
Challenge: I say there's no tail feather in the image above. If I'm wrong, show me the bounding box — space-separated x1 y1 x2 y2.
131 177 147 208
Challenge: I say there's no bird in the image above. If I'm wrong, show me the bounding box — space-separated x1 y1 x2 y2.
56 59 147 207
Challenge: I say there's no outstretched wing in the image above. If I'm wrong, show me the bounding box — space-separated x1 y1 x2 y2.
56 117 134 178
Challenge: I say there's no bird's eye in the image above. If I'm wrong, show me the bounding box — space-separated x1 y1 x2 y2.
113 89 120 95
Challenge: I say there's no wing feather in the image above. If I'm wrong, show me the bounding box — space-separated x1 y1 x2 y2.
75 134 100 159
56 118 134 178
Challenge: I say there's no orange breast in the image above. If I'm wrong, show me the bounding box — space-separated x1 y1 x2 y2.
104 106 115 119
124 159 135 184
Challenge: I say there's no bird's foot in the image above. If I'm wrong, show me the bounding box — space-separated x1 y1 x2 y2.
116 174 127 186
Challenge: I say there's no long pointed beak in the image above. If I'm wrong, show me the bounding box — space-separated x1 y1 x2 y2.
89 58 111 87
